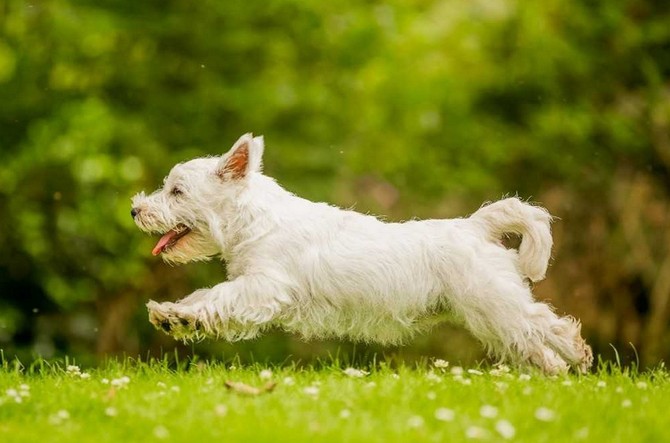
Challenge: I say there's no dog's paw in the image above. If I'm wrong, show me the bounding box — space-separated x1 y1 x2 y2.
574 342 594 374
146 300 203 341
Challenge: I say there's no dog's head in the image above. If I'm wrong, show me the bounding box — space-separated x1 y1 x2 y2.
131 133 265 264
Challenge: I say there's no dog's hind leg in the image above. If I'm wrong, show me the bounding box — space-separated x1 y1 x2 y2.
450 276 572 375
529 304 593 373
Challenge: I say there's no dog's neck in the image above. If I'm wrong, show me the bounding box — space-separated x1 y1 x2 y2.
213 173 296 267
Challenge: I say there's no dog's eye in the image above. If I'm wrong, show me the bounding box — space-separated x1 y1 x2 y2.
171 187 183 196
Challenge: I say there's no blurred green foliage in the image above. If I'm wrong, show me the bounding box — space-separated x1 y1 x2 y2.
1 0 669 365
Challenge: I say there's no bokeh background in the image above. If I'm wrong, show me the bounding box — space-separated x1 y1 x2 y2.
1 0 669 367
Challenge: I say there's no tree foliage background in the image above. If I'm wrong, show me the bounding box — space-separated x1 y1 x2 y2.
1 0 669 366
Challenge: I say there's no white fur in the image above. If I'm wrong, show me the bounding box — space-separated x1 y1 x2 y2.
131 133 593 374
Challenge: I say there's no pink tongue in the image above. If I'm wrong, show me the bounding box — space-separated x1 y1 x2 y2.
152 230 179 256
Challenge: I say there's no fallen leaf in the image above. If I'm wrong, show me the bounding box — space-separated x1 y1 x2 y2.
105 387 117 401
224 380 276 396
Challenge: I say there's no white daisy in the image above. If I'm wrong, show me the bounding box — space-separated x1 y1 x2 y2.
407 415 424 428
479 405 498 419
153 425 169 439
425 372 442 383
450 366 464 376
343 368 368 378
434 407 455 422
495 419 516 440
214 404 228 417
303 386 319 396
534 407 556 422
433 359 449 369
465 426 489 439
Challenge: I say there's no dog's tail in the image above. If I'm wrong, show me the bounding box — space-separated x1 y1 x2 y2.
470 197 553 282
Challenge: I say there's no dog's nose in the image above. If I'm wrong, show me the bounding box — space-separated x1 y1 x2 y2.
131 208 140 218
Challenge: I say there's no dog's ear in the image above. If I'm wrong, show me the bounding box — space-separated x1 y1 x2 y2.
216 133 264 180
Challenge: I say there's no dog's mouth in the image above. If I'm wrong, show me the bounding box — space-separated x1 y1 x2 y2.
151 224 192 256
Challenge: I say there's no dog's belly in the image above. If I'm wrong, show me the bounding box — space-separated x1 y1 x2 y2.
280 291 455 345
282 309 443 344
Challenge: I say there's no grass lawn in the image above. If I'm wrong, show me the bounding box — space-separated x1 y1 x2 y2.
0 357 667 443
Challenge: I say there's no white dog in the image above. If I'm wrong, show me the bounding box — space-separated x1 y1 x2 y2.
131 134 592 374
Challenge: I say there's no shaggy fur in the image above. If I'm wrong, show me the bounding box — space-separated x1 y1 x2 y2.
131 133 593 374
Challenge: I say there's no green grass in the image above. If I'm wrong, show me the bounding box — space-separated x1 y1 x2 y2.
0 357 668 443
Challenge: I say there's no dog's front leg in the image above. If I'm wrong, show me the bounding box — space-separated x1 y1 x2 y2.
147 275 290 341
